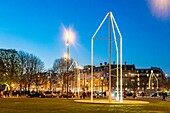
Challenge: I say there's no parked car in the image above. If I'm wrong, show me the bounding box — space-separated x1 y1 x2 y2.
151 92 162 97
126 92 132 96
93 91 103 98
59 92 75 98
27 91 43 98
151 92 157 97
42 91 56 98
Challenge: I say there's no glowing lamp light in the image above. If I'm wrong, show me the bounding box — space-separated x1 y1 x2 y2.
64 53 68 60
63 26 76 46
11 84 14 87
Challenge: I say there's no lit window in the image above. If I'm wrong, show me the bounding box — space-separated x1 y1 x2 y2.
131 79 135 82
137 78 140 81
138 82 140 86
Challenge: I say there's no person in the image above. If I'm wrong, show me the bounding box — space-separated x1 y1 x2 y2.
83 91 86 99
133 90 136 99
142 92 144 97
162 92 165 101
123 91 126 98
162 88 167 101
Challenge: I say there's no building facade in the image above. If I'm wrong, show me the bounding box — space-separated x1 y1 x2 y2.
64 62 168 94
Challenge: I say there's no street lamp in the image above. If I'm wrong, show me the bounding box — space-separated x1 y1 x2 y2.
64 28 75 99
101 76 104 96
65 31 71 99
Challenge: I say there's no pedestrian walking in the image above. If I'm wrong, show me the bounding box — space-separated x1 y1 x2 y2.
162 92 165 101
162 88 167 101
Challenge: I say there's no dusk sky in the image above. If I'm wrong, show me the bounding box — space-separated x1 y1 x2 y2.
0 0 170 75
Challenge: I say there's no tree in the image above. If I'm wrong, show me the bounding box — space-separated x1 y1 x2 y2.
53 58 73 73
0 57 6 82
52 57 73 92
18 51 44 91
0 49 22 87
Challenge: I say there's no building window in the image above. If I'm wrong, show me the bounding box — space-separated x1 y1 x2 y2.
137 78 140 81
131 74 134 77
125 74 127 77
131 79 135 82
138 82 140 86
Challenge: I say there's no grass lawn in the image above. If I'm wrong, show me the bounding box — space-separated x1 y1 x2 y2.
0 98 170 113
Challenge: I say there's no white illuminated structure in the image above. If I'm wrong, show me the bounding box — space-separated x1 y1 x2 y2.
148 70 158 90
91 12 123 103
68 60 82 97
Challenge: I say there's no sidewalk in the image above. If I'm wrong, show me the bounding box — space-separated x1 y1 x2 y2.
137 96 170 102
0 95 26 98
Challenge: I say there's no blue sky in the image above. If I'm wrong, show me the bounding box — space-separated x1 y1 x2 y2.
0 0 170 75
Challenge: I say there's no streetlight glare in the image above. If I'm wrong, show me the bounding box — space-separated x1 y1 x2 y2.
62 25 76 46
148 0 170 18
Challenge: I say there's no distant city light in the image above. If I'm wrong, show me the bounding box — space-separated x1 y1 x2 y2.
148 0 170 18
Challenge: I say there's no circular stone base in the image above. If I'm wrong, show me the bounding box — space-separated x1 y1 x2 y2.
74 99 149 104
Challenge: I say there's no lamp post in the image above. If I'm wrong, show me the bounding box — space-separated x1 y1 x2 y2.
101 76 104 96
65 32 70 99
